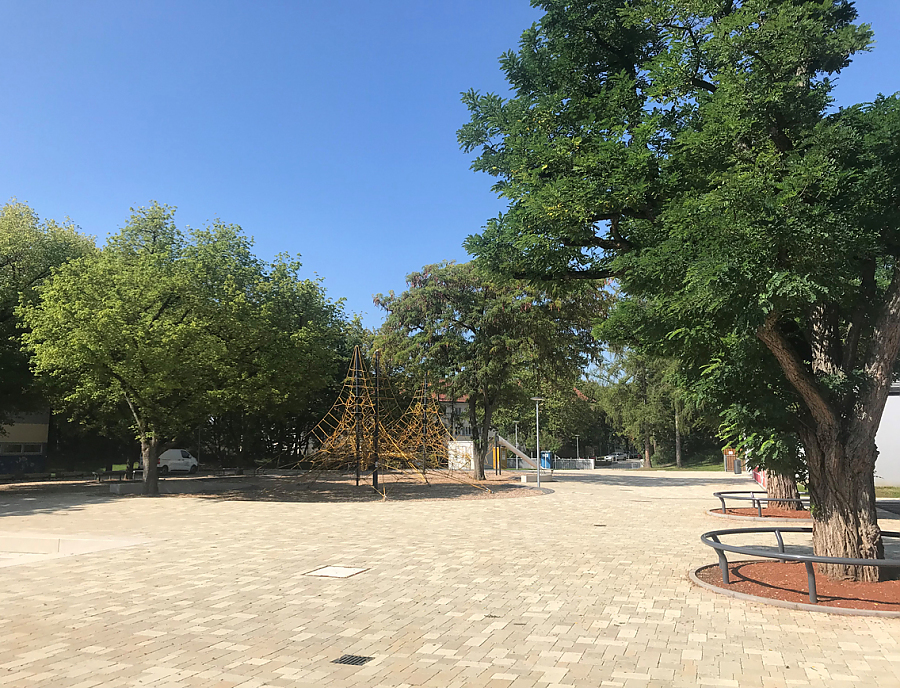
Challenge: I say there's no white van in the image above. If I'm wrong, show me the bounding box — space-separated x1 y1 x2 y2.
157 449 199 475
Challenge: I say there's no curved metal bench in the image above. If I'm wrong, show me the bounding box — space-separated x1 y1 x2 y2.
700 526 900 604
713 490 810 517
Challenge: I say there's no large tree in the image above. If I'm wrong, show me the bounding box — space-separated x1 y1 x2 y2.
0 200 94 421
596 351 677 469
459 0 900 579
375 261 601 480
203 260 359 467
21 203 347 494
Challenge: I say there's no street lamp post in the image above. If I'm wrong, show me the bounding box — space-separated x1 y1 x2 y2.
530 397 545 488
513 420 520 470
574 435 580 461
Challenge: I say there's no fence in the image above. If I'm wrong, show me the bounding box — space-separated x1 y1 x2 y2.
504 456 596 470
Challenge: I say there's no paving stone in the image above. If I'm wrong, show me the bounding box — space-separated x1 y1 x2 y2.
1 471 899 687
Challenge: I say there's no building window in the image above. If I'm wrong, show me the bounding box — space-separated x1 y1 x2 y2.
0 443 42 454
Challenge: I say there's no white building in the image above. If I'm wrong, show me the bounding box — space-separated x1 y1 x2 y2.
876 385 900 486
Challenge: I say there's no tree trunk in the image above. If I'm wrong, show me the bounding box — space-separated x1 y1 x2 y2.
800 427 883 581
469 397 487 481
141 435 161 496
674 403 683 469
642 431 652 469
765 469 802 511
752 262 900 582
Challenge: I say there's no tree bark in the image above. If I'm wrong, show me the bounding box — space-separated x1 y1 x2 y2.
674 403 683 469
642 431 652 469
469 397 487 481
140 434 161 496
800 426 883 581
757 308 895 581
765 469 801 511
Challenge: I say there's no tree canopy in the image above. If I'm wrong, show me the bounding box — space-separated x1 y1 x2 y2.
460 0 899 579
20 203 351 493
375 261 603 479
0 200 94 422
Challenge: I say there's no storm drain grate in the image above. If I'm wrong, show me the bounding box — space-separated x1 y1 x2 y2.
332 655 374 666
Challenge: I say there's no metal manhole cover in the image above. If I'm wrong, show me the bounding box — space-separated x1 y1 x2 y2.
305 566 368 578
332 655 373 666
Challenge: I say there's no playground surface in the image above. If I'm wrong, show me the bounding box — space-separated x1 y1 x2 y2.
2 470 900 688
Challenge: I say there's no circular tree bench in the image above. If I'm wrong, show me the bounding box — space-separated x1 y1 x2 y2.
700 526 900 604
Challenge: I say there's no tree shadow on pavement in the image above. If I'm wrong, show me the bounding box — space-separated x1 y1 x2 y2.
0 481 116 518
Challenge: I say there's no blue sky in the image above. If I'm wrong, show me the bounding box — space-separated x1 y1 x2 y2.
2 1 898 326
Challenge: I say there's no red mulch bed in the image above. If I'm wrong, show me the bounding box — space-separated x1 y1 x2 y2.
697 561 900 611
716 507 811 519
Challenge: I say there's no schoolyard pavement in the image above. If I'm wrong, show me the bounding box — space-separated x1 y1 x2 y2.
1 470 899 688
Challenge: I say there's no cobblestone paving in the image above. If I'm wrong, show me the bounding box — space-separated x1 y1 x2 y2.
1 471 899 687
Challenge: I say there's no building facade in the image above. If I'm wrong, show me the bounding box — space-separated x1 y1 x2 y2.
0 410 50 473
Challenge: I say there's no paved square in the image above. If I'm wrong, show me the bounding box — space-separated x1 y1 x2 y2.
1 471 899 687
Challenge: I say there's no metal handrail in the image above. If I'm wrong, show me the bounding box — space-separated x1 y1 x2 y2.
700 526 900 604
713 490 810 518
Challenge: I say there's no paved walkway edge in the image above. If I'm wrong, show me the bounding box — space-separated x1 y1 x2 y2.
689 563 900 618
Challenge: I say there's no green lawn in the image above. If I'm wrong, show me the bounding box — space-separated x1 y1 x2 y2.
876 486 900 499
647 453 725 471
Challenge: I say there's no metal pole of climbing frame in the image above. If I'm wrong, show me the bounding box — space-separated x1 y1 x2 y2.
373 350 380 490
354 347 361 487
421 375 427 476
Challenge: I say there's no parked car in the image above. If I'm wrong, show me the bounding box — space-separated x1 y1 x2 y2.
157 449 199 475
603 452 629 461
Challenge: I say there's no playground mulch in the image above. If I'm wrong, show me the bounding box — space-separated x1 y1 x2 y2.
716 507 811 519
169 471 543 503
697 561 900 611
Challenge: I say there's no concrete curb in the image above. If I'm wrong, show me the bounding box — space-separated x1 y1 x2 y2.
705 508 810 523
689 564 900 617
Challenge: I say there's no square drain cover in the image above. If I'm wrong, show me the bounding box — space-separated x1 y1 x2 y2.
305 566 368 578
333 654 373 666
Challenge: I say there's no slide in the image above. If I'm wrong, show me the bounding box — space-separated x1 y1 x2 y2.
496 435 551 473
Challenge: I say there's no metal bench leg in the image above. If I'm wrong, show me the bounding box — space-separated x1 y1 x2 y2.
804 561 818 604
774 530 787 563
717 551 730 584
709 535 729 584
